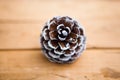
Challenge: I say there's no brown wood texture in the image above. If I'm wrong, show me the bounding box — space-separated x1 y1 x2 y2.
0 0 120 80
0 50 120 80
0 0 120 49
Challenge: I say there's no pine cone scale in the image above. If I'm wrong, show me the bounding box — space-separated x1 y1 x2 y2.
40 16 86 63
49 31 58 40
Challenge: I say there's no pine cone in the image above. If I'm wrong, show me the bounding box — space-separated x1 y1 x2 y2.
40 16 86 63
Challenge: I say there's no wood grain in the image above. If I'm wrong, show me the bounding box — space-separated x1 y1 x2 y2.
0 22 119 49
0 0 120 80
0 0 120 20
0 0 120 49
0 50 120 80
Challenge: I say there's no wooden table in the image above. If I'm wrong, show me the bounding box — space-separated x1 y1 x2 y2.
0 0 120 80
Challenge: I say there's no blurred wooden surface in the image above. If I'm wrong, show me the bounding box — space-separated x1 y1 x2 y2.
0 0 120 80
0 0 120 49
0 50 120 80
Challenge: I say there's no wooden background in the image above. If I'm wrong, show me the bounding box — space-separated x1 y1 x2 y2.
0 0 120 80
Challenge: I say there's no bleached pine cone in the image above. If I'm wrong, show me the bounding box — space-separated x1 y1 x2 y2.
40 16 86 63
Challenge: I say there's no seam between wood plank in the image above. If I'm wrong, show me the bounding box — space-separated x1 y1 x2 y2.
0 48 119 51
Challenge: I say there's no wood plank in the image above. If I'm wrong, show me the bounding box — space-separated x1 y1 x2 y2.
0 24 41 49
0 0 120 49
0 50 120 80
0 0 119 20
0 22 120 49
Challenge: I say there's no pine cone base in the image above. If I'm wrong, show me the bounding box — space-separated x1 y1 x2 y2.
40 16 86 64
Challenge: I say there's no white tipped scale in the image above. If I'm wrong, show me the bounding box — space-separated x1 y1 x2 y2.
54 16 61 20
66 27 71 33
59 56 71 61
71 53 80 60
48 40 58 49
65 18 74 27
71 38 78 44
79 44 86 54
47 20 56 30
58 29 62 34
47 20 51 29
77 22 85 34
74 45 85 60
64 50 75 57
43 41 52 50
44 52 51 59
54 50 64 55
49 31 58 40
49 59 56 62
48 51 60 58
75 20 86 36
59 42 70 50
42 28 49 40
58 35 66 41
57 24 64 30
78 36 84 46
70 43 78 50
83 36 86 44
